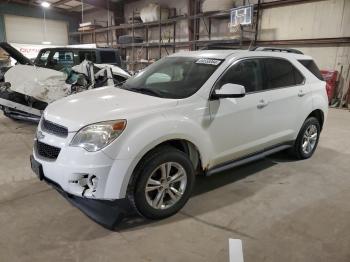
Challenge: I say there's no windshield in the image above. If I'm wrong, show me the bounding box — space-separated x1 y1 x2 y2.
121 57 222 99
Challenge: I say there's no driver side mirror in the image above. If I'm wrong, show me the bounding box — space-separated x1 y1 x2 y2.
211 83 246 99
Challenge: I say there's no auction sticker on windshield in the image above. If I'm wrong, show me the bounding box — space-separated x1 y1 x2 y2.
195 58 222 66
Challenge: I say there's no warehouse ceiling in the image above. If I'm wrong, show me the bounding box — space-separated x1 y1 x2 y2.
42 0 95 11
0 0 131 12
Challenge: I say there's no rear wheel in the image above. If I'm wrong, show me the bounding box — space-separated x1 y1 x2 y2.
290 117 320 159
129 146 195 219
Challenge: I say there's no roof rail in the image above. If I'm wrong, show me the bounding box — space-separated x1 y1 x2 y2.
252 47 304 55
199 45 244 50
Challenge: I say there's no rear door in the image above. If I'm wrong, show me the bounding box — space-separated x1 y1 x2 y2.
256 57 308 148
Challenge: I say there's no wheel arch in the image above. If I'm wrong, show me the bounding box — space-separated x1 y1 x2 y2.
141 138 203 171
126 138 205 196
307 109 324 130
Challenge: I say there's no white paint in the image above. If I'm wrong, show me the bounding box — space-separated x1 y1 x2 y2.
229 239 244 262
4 64 68 103
32 50 328 200
4 62 130 103
67 44 97 48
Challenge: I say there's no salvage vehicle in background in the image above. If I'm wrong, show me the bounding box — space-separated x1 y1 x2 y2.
0 42 129 122
30 48 328 225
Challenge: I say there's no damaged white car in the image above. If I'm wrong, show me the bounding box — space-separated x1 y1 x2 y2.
0 42 130 122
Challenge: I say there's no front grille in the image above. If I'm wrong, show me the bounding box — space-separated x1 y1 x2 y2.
36 141 61 160
41 118 68 138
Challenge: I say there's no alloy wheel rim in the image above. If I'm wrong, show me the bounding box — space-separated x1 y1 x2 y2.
302 124 318 155
145 162 187 210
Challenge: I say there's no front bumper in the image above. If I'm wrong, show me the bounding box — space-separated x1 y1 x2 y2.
30 158 133 229
32 126 135 200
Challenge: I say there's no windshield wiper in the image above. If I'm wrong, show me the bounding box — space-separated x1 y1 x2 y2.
124 87 162 97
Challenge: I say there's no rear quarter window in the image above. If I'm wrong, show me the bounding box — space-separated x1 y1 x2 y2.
298 59 324 80
99 51 117 64
78 51 96 63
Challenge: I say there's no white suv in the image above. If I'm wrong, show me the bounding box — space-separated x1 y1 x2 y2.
30 49 328 220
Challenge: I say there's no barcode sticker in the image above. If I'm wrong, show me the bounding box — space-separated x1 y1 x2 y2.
195 58 221 66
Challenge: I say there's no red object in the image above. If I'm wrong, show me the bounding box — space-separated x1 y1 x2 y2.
321 70 338 103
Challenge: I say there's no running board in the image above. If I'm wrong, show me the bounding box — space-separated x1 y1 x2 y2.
206 144 291 176
0 97 42 116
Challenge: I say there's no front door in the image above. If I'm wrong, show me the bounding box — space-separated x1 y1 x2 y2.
207 58 267 167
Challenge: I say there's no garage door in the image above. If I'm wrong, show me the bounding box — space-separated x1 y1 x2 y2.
4 14 68 45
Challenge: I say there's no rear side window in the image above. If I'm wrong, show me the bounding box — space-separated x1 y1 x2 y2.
263 58 304 89
216 59 263 93
298 59 323 80
78 51 96 63
99 51 117 63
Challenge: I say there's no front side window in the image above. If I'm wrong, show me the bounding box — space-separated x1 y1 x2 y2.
35 50 50 66
49 51 74 70
216 59 263 93
120 57 221 99
263 58 304 89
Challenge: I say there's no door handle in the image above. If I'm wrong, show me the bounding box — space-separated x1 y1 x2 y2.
257 99 269 109
298 90 305 97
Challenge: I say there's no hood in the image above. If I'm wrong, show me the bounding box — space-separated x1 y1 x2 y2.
0 42 33 65
5 64 68 103
44 86 178 131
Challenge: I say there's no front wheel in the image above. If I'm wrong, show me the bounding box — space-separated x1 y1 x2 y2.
130 146 195 219
290 117 321 159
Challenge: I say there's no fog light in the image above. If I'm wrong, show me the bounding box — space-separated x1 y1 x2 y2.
68 174 99 197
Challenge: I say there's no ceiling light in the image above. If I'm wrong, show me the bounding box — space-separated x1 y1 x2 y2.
41 1 51 8
42 41 51 45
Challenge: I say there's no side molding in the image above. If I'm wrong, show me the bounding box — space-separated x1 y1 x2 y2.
206 144 292 176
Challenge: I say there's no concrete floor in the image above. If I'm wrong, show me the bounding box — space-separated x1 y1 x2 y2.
0 108 349 262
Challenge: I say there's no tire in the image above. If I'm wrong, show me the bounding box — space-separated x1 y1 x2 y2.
290 117 320 159
129 146 195 219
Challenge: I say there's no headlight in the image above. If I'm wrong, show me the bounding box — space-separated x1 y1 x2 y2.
70 120 126 152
